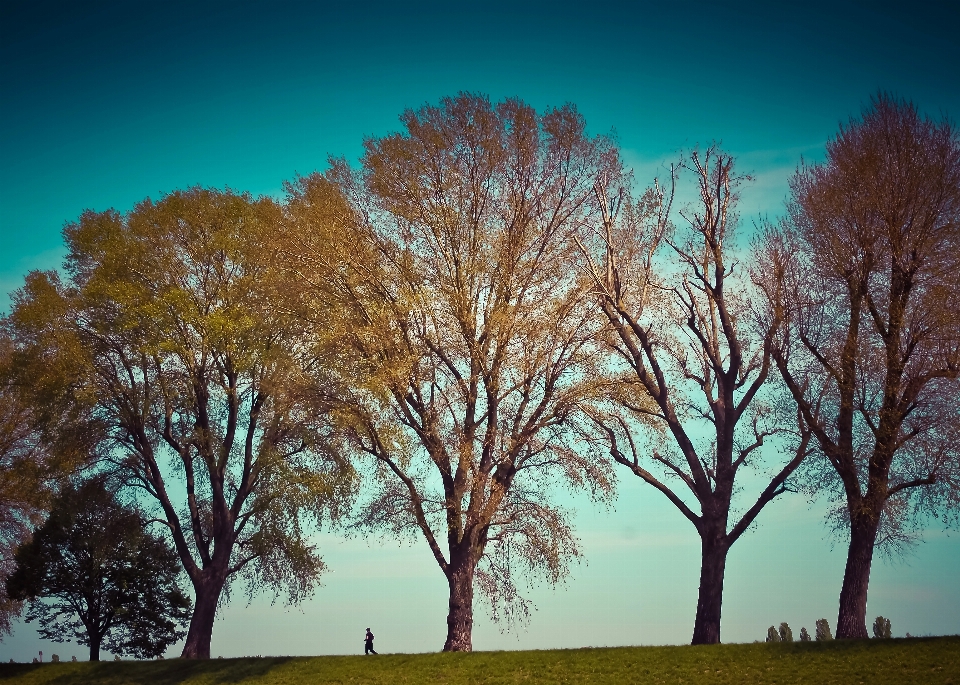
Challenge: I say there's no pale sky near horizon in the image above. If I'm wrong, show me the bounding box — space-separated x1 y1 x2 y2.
1 0 959 659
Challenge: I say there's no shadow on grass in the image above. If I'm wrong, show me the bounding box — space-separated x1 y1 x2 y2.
0 657 294 685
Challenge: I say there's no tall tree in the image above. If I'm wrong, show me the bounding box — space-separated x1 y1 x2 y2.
4 188 354 658
6 477 191 661
757 94 960 638
285 94 617 651
578 147 810 644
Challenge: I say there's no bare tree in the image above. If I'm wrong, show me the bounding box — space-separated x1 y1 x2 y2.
578 146 810 644
757 94 960 638
285 94 618 651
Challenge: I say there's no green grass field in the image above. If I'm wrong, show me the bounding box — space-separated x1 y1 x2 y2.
0 637 957 685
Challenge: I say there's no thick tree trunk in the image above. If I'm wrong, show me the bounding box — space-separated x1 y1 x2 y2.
180 574 228 659
89 634 100 662
835 516 879 639
442 563 475 652
691 531 729 645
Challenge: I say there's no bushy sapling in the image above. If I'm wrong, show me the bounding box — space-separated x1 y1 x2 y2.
872 616 892 639
815 619 833 641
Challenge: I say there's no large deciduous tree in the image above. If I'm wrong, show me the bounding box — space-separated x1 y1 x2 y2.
578 147 811 644
4 188 354 658
757 94 960 638
6 477 191 661
285 94 617 651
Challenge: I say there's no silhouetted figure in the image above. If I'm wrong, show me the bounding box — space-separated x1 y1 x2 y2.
364 628 377 655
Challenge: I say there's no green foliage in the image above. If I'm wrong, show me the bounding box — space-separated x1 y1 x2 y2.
778 622 793 642
0 638 958 685
765 626 780 642
4 187 357 655
873 616 892 639
815 618 833 641
5 478 190 659
0 326 98 638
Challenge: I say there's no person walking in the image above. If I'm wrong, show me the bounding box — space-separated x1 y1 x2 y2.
364 628 378 655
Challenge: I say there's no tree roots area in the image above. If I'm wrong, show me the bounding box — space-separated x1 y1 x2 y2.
0 637 957 685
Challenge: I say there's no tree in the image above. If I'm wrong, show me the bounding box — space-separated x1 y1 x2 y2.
577 147 811 644
757 94 960 638
799 626 811 641
815 618 833 641
872 615 891 639
779 622 793 642
0 329 95 637
5 477 190 660
766 626 780 642
4 188 354 657
284 94 617 651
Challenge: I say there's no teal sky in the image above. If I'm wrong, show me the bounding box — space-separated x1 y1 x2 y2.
2 0 959 659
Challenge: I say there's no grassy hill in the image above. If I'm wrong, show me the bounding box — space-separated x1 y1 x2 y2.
0 636 957 684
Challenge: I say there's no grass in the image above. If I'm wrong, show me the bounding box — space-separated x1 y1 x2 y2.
0 636 957 684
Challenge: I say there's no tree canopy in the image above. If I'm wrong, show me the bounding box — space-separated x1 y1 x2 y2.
6 477 191 660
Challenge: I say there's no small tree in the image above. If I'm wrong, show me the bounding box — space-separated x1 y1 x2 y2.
5 478 191 660
872 616 892 639
815 618 833 641
766 626 780 642
799 627 811 642
779 622 794 642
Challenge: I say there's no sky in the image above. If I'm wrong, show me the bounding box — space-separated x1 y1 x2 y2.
2 0 960 660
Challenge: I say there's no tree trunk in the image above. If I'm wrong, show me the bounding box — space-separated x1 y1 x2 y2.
89 634 100 662
180 574 228 658
442 563 475 652
835 515 879 639
691 531 729 645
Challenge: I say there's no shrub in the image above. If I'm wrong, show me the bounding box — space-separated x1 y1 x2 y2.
815 618 833 641
766 626 780 642
799 627 811 642
873 616 892 639
779 622 794 642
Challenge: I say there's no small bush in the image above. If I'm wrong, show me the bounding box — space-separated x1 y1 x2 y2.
799 627 811 642
766 626 780 642
816 618 833 641
779 622 794 642
873 616 892 639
